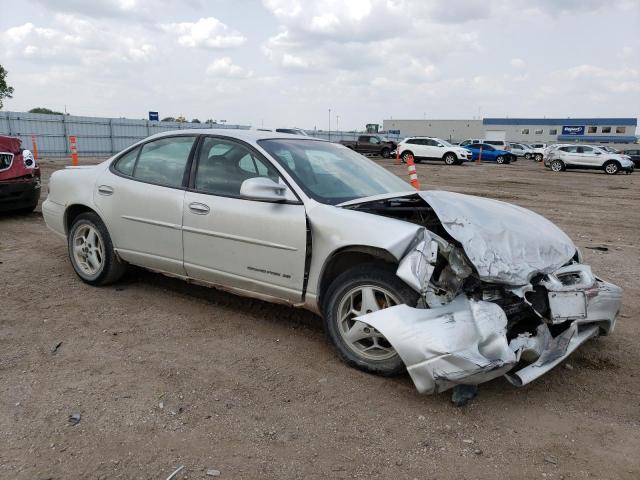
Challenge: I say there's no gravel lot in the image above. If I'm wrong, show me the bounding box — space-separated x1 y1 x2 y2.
1 156 639 479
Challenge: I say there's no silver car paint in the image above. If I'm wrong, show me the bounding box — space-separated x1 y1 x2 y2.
357 264 621 394
42 129 623 395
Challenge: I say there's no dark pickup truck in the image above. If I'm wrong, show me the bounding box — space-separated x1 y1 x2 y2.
339 134 397 158
0 135 41 213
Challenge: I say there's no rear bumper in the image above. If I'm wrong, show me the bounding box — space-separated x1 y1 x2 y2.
42 198 67 237
0 177 40 211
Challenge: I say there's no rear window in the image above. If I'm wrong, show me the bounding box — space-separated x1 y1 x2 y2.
114 147 139 176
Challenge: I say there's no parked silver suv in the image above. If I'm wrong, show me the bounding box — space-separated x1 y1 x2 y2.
545 145 634 175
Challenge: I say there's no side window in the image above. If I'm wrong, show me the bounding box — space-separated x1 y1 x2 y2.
114 147 139 176
194 137 279 197
425 139 438 147
407 139 419 145
133 137 195 187
369 136 380 144
358 136 368 142
579 146 593 154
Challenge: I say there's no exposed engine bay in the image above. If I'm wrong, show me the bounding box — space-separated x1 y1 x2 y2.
344 192 622 394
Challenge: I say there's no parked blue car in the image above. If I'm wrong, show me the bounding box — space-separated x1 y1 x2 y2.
464 144 515 164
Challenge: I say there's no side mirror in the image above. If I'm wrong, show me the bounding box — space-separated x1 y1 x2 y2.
240 177 289 202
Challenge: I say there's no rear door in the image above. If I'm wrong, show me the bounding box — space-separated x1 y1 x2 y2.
182 136 308 303
94 135 196 275
577 146 599 167
422 139 440 159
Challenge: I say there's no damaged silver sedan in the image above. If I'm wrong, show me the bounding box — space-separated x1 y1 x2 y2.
42 131 622 395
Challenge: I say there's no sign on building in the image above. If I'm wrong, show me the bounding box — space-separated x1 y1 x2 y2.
561 125 585 136
148 111 159 121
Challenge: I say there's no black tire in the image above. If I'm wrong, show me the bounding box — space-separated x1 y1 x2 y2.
443 153 457 165
322 263 420 376
603 161 620 175
496 155 505 164
535 153 543 162
550 159 565 172
381 148 391 158
401 151 413 163
525 153 531 160
67 212 127 286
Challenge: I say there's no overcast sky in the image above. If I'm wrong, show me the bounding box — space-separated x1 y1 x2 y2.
1 0 639 130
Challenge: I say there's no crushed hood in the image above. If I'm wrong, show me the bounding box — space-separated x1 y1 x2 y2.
418 191 576 285
340 190 577 286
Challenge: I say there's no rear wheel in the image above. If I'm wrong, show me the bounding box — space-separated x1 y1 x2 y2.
68 212 127 286
604 161 620 175
401 151 413 163
550 159 565 172
322 264 419 376
443 153 457 165
381 148 391 158
535 153 543 162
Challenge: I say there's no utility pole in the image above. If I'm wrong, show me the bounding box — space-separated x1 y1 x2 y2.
328 108 331 142
336 115 340 134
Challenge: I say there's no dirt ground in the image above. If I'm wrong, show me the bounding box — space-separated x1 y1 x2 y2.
1 156 639 480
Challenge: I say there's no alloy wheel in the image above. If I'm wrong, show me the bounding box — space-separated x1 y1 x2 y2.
72 224 105 276
336 285 399 361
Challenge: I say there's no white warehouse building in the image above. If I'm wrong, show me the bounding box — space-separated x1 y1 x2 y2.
383 118 638 144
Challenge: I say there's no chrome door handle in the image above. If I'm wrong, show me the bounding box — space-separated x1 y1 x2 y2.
189 202 210 215
98 185 114 195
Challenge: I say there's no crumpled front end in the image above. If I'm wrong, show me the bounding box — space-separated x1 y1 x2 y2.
356 260 622 394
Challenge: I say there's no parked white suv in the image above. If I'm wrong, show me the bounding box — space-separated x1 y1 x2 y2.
398 137 471 165
528 143 547 162
545 145 634 175
509 142 533 159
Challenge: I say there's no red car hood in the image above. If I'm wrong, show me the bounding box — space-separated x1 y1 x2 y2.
0 136 40 181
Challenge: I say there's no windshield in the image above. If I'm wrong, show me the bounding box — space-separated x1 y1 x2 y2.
258 139 411 204
435 138 453 147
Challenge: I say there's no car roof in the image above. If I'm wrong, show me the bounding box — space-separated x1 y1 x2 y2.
144 128 325 143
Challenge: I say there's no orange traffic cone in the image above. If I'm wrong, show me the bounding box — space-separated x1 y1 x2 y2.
406 154 420 190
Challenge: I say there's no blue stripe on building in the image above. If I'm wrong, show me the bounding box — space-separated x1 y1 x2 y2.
557 135 637 142
483 118 637 126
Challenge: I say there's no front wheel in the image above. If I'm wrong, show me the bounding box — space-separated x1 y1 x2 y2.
443 153 457 165
68 212 127 286
604 161 620 175
496 155 505 164
535 153 543 162
322 264 419 376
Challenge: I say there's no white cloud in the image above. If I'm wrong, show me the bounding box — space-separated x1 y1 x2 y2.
0 16 155 64
160 17 246 49
206 57 253 78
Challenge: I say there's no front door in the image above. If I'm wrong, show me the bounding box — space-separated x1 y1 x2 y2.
94 135 196 275
182 136 308 303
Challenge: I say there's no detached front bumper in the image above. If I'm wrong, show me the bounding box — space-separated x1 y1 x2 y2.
357 265 622 394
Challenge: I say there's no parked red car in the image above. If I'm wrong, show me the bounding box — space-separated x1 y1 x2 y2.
0 135 41 213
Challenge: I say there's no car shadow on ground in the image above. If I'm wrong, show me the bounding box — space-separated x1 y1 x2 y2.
120 265 322 331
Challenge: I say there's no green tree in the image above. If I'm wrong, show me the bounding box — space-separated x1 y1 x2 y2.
161 116 175 122
29 107 64 115
175 115 186 123
0 64 15 110
191 118 201 123
205 119 216 124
